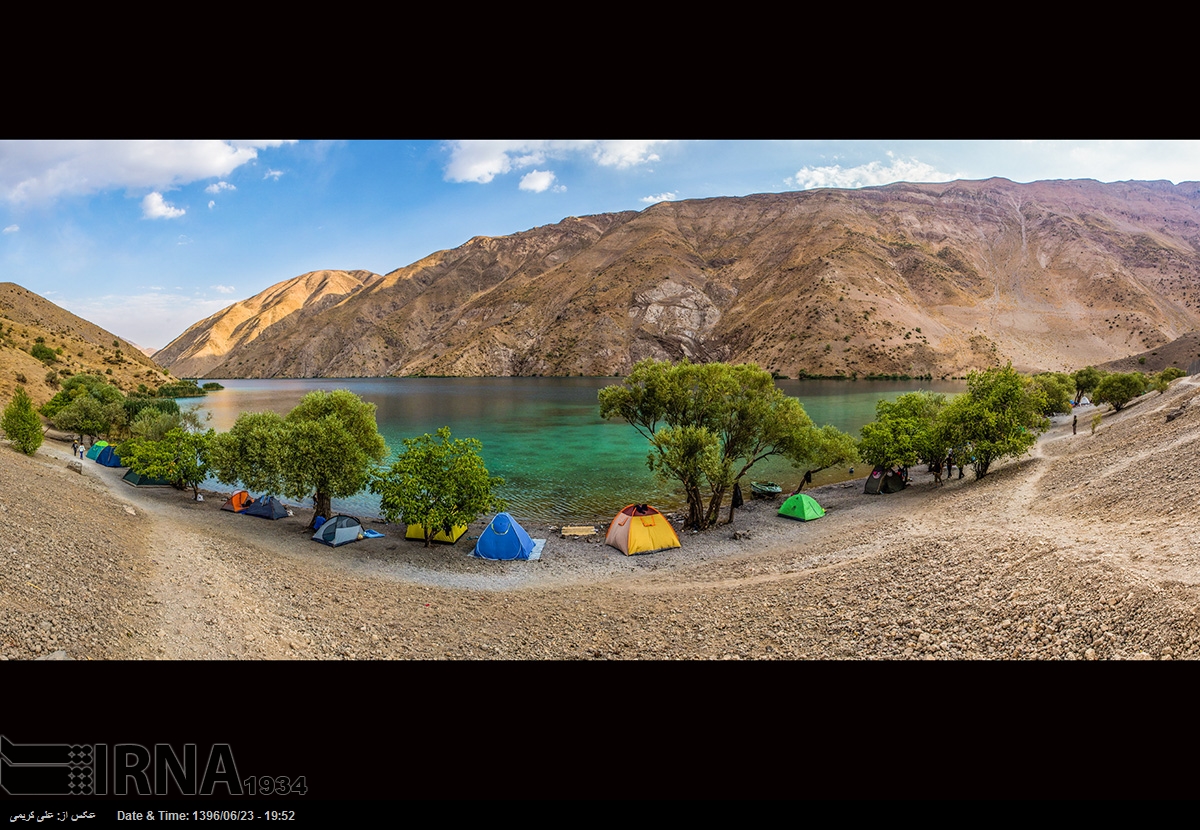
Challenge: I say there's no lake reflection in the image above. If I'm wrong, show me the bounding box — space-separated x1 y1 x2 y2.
185 377 964 524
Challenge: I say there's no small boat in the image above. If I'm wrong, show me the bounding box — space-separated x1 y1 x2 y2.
751 481 782 499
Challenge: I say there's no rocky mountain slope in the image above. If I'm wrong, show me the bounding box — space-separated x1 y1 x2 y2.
0 283 174 406
156 178 1200 379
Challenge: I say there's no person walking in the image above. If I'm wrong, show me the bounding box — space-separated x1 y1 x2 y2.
1073 414 1078 435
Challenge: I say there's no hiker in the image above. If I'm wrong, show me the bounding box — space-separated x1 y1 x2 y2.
957 458 964 479
71 440 78 456
1073 414 1077 435
944 454 953 479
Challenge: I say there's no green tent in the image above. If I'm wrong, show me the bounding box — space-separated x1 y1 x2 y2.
84 440 109 460
123 468 171 486
778 492 825 522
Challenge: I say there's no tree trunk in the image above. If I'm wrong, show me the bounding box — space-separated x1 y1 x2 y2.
310 491 333 529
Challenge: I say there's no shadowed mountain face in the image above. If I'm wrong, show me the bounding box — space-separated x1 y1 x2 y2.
156 179 1200 379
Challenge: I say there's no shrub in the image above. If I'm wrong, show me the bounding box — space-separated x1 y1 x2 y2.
2 387 43 455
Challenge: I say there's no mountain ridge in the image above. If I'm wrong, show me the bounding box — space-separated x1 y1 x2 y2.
154 179 1200 379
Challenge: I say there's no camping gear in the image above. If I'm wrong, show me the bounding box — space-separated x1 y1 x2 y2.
405 523 467 544
778 492 825 521
604 503 681 555
472 512 543 560
95 445 123 467
751 481 782 499
221 491 255 513
864 465 906 495
241 495 288 520
312 514 364 547
84 441 109 461
122 469 171 486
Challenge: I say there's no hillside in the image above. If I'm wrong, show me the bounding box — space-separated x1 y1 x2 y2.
0 283 175 406
156 178 1200 379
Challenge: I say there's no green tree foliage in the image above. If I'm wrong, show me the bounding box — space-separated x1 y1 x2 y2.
119 428 214 499
599 359 857 529
40 371 123 417
857 391 948 470
1029 372 1075 415
1092 372 1148 411
123 396 181 423
2 387 43 455
369 426 507 547
937 364 1049 479
51 396 125 441
1152 367 1187 394
282 390 388 525
209 411 289 497
210 391 388 527
30 343 56 364
1072 366 1103 404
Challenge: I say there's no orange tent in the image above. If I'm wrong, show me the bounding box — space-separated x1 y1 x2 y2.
604 504 681 555
221 490 254 513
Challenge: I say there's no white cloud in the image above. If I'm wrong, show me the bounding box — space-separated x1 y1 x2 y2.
176 235 193 245
208 200 215 209
2 224 16 233
788 156 955 190
641 191 677 203
142 192 185 219
264 169 284 181
211 284 236 294
590 140 665 168
205 180 236 194
0 140 294 204
443 140 671 184
519 170 563 193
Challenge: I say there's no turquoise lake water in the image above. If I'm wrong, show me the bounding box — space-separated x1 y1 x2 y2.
184 377 964 524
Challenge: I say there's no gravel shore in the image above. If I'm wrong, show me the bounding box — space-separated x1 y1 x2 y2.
5 376 1200 660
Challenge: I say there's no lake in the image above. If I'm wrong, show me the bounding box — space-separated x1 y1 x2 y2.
184 377 965 524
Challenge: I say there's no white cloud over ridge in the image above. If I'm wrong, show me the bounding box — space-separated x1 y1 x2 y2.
142 192 185 219
641 191 677 203
789 155 956 190
443 140 670 184
519 170 562 193
0 140 294 204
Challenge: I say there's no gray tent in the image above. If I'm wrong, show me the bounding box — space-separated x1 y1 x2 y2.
312 515 364 547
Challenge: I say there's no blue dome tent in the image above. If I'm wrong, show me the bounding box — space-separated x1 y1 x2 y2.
472 513 542 560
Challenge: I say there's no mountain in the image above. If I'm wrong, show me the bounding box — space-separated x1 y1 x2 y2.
0 283 175 405
156 178 1200 379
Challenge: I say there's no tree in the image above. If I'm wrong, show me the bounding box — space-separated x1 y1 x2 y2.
1029 372 1075 416
599 359 857 529
1092 372 1147 411
208 411 289 496
1072 366 1103 405
281 390 388 526
857 391 948 471
2 387 43 455
119 428 214 499
936 364 1049 479
209 391 387 527
369 426 507 547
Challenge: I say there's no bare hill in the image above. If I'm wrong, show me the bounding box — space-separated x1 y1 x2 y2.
157 178 1200 379
0 283 174 406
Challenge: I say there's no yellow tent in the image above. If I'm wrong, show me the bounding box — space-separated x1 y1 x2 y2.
604 504 681 555
405 523 468 544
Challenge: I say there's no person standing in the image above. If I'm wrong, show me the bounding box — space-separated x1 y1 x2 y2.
1073 414 1078 435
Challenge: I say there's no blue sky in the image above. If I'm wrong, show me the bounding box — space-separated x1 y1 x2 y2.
3 139 1200 350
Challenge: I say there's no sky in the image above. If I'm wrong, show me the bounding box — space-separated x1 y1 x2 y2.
4 139 1200 350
